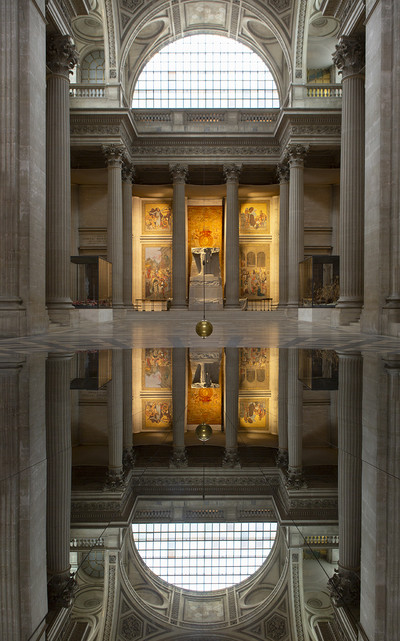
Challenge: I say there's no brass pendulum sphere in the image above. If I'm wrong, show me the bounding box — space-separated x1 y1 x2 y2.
195 319 213 338
195 422 213 442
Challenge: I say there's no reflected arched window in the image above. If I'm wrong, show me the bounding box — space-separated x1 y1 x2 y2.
132 522 277 591
132 35 279 109
81 49 105 84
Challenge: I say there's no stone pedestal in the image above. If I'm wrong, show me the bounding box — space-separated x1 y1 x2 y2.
170 165 188 309
333 37 365 322
287 146 308 308
277 163 290 308
224 165 241 309
122 164 134 310
46 35 78 322
103 145 125 309
223 347 240 468
189 248 223 310
170 348 188 467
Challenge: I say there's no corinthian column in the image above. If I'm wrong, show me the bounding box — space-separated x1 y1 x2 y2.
287 145 308 307
333 37 365 318
106 350 124 487
170 165 188 308
170 348 187 467
223 347 240 468
46 353 75 607
286 350 306 488
329 353 362 606
122 163 135 309
277 163 290 307
224 165 241 308
103 145 125 308
46 35 78 316
123 349 135 470
276 348 289 467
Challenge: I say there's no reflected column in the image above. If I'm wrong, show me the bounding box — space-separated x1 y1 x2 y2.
286 350 306 488
223 348 240 468
287 145 308 308
223 164 241 308
277 348 289 467
106 350 124 487
277 163 290 308
170 348 188 467
46 353 75 607
122 162 135 309
170 164 188 309
103 145 125 308
329 352 362 605
123 349 135 471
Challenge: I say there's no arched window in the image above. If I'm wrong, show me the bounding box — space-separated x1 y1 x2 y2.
81 49 105 84
132 522 278 591
132 35 279 109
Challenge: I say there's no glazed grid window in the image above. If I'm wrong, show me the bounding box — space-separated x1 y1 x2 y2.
131 35 279 109
81 49 105 84
131 522 278 591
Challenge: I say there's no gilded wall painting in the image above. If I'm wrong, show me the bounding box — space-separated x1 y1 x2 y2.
239 398 269 430
143 203 172 233
143 399 172 429
240 202 270 234
187 206 223 278
187 387 222 425
240 348 270 389
143 348 172 389
143 246 172 299
240 245 270 298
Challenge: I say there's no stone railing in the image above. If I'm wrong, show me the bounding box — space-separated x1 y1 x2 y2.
70 536 105 549
69 83 125 107
290 83 342 107
306 84 343 98
70 85 105 98
304 534 339 546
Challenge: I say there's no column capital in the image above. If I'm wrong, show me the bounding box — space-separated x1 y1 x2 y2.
222 448 241 469
328 567 360 607
122 162 135 184
276 162 290 184
46 34 78 77
223 164 241 183
102 144 125 168
286 144 309 167
333 36 365 79
170 164 188 183
169 447 188 468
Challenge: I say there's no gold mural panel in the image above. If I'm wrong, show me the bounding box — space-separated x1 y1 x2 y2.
239 202 270 234
187 206 223 278
143 348 172 389
143 245 172 299
143 399 172 430
239 397 269 430
240 348 270 390
143 202 172 234
240 244 270 298
187 386 222 425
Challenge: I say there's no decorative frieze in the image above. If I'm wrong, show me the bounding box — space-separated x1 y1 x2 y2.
133 145 280 157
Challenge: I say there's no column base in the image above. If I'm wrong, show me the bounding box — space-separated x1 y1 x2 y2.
47 307 76 327
331 306 362 327
170 302 188 310
169 447 188 468
328 567 360 606
381 306 400 338
222 448 241 468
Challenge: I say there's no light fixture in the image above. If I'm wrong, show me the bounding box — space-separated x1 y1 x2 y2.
195 421 213 442
195 251 213 338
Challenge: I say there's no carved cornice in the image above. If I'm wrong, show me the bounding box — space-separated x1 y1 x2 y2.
102 144 125 167
169 164 188 183
223 164 242 183
333 36 365 79
46 34 78 77
133 144 280 159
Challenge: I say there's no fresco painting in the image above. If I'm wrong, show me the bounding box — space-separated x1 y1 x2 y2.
143 348 172 389
240 348 270 389
239 202 270 234
143 246 172 299
240 245 270 298
187 386 222 425
239 398 268 429
143 400 172 429
143 203 172 233
187 206 223 278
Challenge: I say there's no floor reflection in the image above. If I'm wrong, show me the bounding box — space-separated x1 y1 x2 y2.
1 342 399 641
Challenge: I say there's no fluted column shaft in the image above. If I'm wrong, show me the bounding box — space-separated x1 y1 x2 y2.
277 348 289 466
287 146 307 307
46 36 78 309
46 354 73 579
122 164 134 308
103 146 124 308
170 165 188 308
333 37 365 308
277 164 290 307
223 348 240 467
337 353 362 575
287 350 304 485
107 350 124 481
171 348 187 467
224 165 241 308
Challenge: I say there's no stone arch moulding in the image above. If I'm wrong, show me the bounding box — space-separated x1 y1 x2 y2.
119 0 293 104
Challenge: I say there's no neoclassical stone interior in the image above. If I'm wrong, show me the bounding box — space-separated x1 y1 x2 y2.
1 1 400 641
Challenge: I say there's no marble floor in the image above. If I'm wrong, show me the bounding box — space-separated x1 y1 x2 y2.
0 310 399 355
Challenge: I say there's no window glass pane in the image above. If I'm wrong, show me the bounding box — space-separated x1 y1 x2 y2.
132 522 277 591
132 35 279 109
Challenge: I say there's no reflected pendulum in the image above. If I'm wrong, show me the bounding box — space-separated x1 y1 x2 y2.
195 252 213 338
